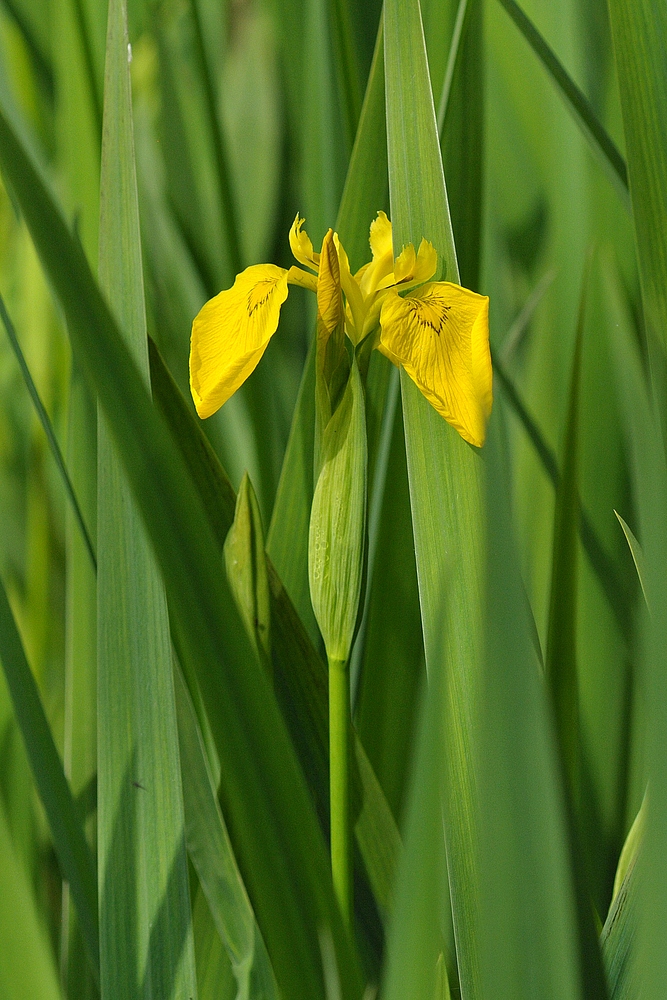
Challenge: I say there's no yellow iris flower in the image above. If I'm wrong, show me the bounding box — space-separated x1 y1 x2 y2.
190 212 493 446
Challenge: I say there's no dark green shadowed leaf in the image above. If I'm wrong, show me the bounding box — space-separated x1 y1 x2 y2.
96 1 198 997
0 576 99 981
605 263 667 1000
0 292 96 569
380 666 447 1000
546 277 585 796
0 92 364 1000
384 0 484 994
174 665 278 1000
440 0 484 291
544 269 609 1000
607 0 667 359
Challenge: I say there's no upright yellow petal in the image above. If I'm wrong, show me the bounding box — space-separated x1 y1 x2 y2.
334 234 364 340
379 282 492 446
360 211 395 298
369 210 393 260
317 229 342 334
289 214 320 272
190 264 288 419
388 238 438 288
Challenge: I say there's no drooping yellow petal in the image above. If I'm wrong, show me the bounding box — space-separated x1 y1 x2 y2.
190 264 288 418
289 214 320 272
378 282 492 446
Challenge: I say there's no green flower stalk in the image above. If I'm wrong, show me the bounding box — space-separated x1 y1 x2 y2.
189 212 493 929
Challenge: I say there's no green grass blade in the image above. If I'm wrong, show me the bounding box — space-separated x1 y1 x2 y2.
0 0 54 101
544 270 609 1000
0 293 96 569
601 801 645 999
354 390 425 828
189 0 242 276
96 1 198 996
478 413 581 1000
440 0 484 290
329 0 363 154
601 857 639 1000
383 0 484 994
436 0 468 131
0 92 363 1000
192 884 237 1000
174 664 278 1000
545 278 585 794
62 359 98 1000
605 265 667 1000
71 0 102 138
614 511 649 611
380 668 447 1000
494 353 632 646
496 0 629 207
607 0 667 357
0 797 64 1000
0 575 99 980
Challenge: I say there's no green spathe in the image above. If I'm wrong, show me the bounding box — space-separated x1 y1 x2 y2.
308 359 367 665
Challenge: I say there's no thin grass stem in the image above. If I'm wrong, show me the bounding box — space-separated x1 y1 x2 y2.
329 655 352 930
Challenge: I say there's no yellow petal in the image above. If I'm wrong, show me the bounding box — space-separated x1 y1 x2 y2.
379 282 492 446
317 230 342 334
369 210 393 260
334 233 364 341
387 238 437 288
360 211 395 298
287 265 318 292
190 264 288 419
289 214 320 272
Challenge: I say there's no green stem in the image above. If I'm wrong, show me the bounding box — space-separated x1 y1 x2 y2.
329 655 352 929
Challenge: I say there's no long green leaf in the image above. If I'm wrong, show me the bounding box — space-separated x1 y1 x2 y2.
607 0 667 360
380 668 447 1000
477 413 582 1000
544 270 608 1000
0 293 96 569
0 87 362 1000
174 665 278 1000
383 1 484 994
496 0 629 207
96 1 197 997
605 261 667 1000
0 575 99 980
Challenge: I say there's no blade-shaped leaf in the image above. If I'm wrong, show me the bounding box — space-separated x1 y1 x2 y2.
96 1 197 997
0 575 99 980
383 1 484 994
